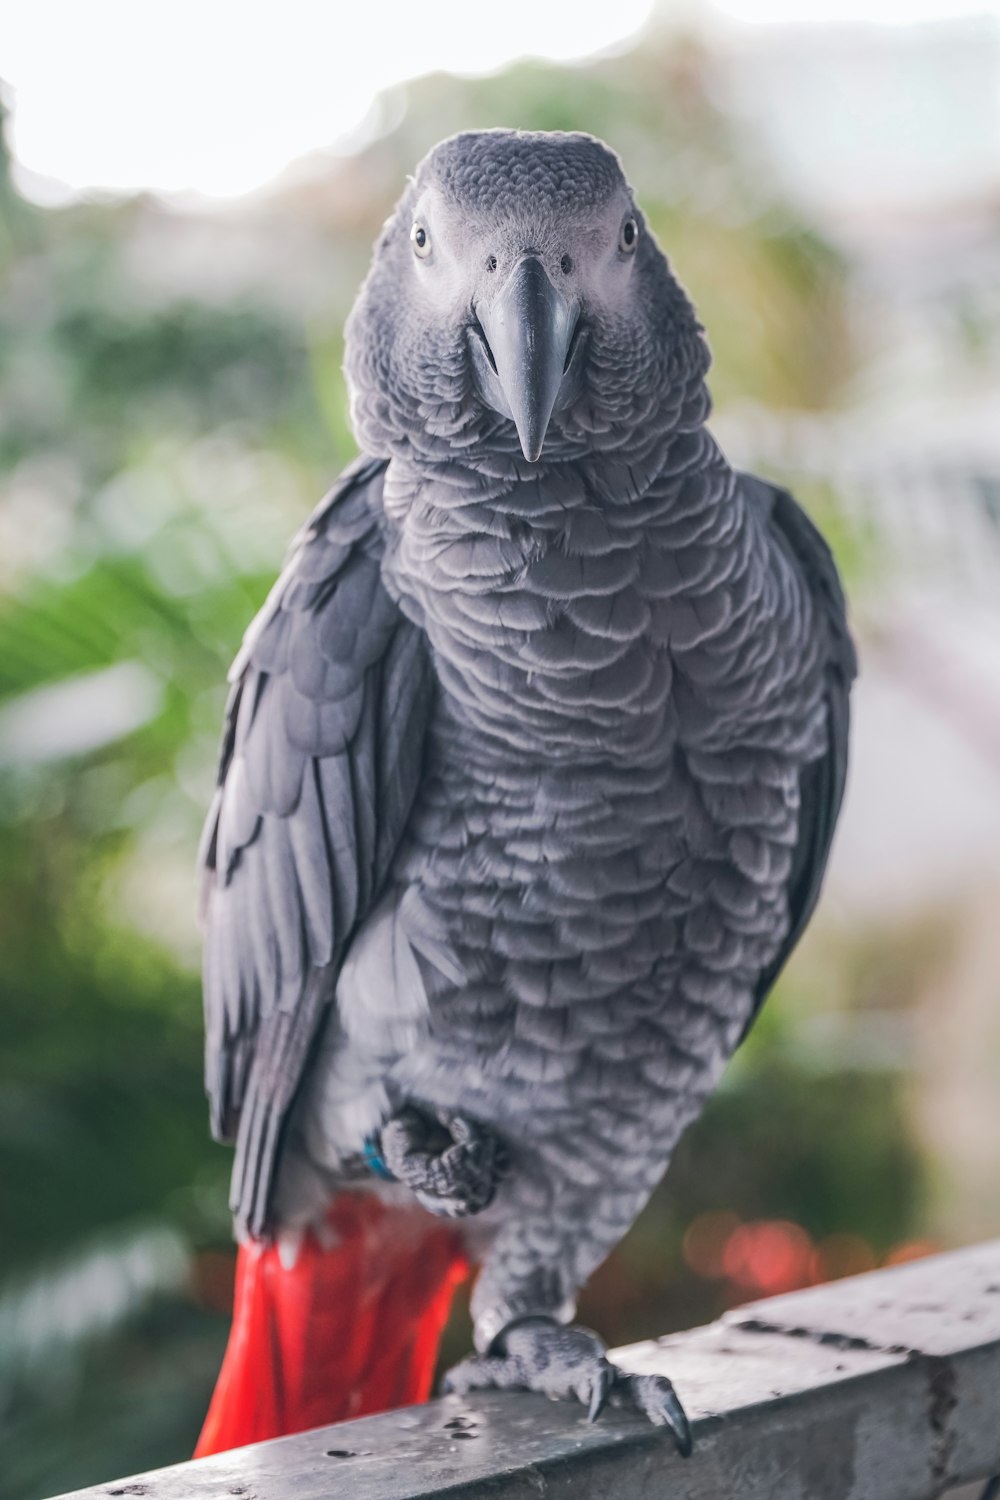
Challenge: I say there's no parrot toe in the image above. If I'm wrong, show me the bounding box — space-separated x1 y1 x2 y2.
442 1318 610 1408
442 1317 692 1453
378 1105 507 1217
611 1372 693 1456
586 1358 616 1422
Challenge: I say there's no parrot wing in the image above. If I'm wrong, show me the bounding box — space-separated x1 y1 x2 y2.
742 473 857 1033
199 455 435 1234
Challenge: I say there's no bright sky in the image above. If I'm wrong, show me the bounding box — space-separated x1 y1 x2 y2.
716 0 1000 17
2 0 998 200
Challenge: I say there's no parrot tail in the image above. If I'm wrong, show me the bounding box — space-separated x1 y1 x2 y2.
194 1193 469 1458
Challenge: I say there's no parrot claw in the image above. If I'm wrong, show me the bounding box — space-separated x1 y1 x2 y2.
612 1372 693 1457
378 1105 507 1218
442 1317 693 1453
587 1360 615 1422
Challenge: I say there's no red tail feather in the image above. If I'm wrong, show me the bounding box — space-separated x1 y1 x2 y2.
194 1194 468 1458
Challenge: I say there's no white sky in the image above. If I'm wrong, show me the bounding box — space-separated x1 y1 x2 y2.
2 0 999 201
716 0 1000 17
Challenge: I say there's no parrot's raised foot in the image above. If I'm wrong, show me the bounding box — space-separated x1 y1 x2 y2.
378 1105 507 1218
442 1317 692 1456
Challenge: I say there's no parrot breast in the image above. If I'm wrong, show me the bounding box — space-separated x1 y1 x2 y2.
360 435 822 1144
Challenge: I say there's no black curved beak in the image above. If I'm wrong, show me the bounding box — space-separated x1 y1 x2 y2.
473 257 578 463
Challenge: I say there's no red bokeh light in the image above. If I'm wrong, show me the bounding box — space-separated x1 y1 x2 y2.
683 1214 910 1301
883 1239 940 1268
722 1219 814 1295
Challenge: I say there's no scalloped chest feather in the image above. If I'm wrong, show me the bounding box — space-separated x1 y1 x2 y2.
359 444 827 1074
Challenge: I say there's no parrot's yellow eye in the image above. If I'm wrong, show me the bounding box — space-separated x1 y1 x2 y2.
619 217 638 253
410 223 431 259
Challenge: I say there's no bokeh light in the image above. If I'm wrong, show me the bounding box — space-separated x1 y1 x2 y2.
721 1221 815 1296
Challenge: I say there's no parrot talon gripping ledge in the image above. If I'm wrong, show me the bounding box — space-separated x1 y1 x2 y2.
195 128 856 1464
441 1315 693 1455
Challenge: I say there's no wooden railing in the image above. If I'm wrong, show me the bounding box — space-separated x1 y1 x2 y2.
52 1240 1000 1500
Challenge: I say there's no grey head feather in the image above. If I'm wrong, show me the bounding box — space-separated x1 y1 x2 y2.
344 129 711 473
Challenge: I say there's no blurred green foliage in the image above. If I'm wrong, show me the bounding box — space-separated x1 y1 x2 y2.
0 39 920 1500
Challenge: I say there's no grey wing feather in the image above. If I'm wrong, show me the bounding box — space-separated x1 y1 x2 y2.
199 455 436 1234
740 473 857 1034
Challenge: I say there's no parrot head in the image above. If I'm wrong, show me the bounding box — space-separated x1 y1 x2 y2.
344 129 710 468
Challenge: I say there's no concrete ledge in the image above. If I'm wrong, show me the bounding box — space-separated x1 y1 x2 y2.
54 1241 1000 1500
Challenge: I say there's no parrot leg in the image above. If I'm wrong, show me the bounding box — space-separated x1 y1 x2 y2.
442 1316 692 1455
379 1104 508 1218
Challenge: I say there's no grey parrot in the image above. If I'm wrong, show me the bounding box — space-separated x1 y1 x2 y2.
196 129 855 1459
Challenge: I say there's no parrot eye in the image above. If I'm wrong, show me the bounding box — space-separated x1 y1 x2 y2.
619 217 638 253
410 223 431 259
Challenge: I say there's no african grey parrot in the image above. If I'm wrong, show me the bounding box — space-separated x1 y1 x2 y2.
195 129 855 1459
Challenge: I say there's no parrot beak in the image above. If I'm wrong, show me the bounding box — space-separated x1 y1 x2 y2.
472 257 579 463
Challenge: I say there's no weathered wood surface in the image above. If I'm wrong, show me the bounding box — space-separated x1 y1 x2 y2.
53 1240 1000 1500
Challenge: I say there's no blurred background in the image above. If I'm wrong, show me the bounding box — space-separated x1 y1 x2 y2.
1 1 999 1494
